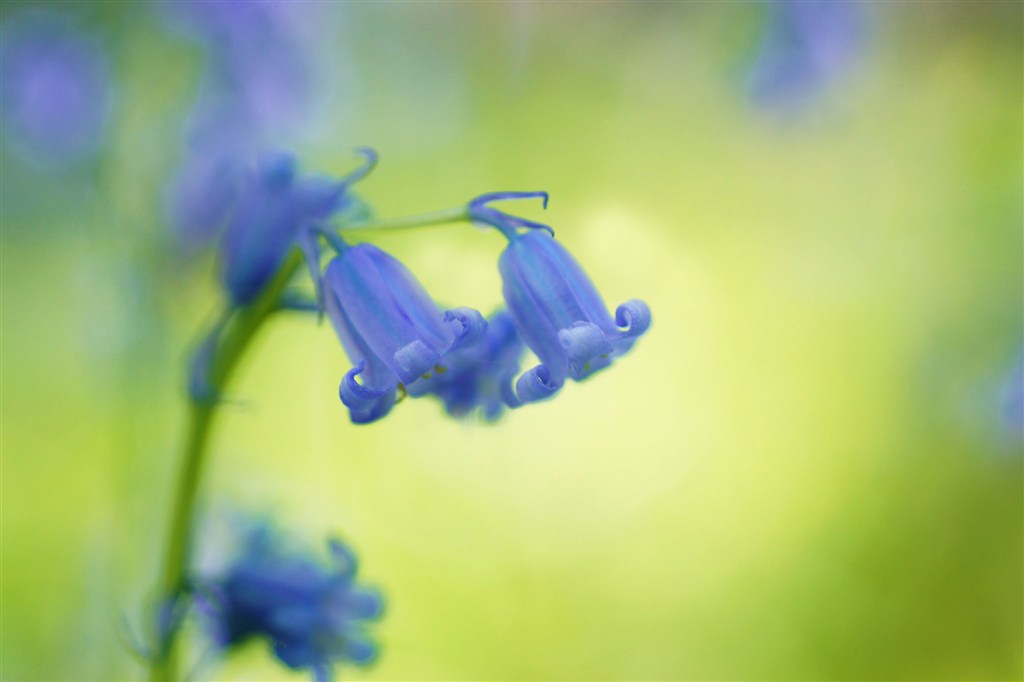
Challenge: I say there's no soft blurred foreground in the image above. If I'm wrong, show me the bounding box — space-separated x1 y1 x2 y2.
1 2 1021 680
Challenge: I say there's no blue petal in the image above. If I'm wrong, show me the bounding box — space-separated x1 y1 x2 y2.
338 587 384 620
269 604 319 639
614 299 651 341
558 321 614 378
293 174 345 218
362 245 455 352
342 636 378 665
525 230 618 334
256 149 297 188
514 364 564 404
499 366 522 410
272 637 320 670
323 261 396 393
339 361 397 424
329 245 450 382
394 339 442 385
219 168 299 304
500 248 569 383
444 306 488 351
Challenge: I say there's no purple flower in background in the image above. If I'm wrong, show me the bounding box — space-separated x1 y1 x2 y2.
406 310 526 421
747 0 863 109
0 10 112 170
163 0 319 248
196 523 383 681
218 149 374 306
469 193 651 406
323 242 487 424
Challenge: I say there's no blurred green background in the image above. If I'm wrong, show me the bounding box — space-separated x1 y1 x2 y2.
2 2 1021 680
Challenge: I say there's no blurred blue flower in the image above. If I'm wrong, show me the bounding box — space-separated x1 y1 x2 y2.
163 0 318 248
197 523 383 681
747 0 863 109
1000 351 1023 440
219 149 374 306
323 242 487 424
406 309 526 420
470 193 651 405
0 10 112 170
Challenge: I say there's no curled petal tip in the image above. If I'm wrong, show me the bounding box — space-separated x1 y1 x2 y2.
558 322 614 378
514 364 564 404
444 307 487 350
614 299 651 339
339 361 397 423
341 147 378 187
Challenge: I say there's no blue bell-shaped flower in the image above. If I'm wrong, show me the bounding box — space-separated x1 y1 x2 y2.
196 522 383 682
470 192 651 405
219 149 374 306
405 309 526 420
322 241 486 424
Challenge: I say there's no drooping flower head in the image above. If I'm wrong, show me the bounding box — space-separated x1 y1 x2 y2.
747 0 864 110
0 10 113 170
468 192 651 405
405 309 526 421
322 238 486 424
219 148 375 306
196 522 383 681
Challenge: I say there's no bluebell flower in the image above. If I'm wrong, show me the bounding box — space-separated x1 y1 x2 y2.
219 149 374 306
197 523 383 681
406 309 526 420
0 10 112 170
747 0 863 109
469 192 651 405
322 241 487 424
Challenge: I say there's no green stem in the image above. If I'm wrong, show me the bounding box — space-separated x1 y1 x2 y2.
150 250 303 681
339 205 469 232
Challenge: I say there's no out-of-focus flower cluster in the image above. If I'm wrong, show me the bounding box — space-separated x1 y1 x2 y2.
193 521 382 681
162 0 324 250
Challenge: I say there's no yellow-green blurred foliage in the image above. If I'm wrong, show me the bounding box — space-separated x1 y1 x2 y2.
2 2 1021 680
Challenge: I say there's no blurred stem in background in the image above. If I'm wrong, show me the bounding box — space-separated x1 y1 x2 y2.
149 206 473 680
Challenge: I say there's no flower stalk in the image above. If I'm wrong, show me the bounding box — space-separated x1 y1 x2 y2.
150 205 478 679
151 248 304 681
